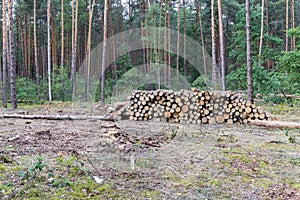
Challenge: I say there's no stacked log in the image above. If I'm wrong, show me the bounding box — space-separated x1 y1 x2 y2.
123 88 269 124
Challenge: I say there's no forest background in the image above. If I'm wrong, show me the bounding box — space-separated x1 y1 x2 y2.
0 0 299 109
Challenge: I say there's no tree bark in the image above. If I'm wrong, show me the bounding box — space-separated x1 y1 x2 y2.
167 1 171 85
164 1 168 85
259 0 264 57
101 0 108 102
211 0 218 89
183 0 187 78
34 0 39 89
61 0 64 67
2 0 8 108
198 0 207 77
176 0 180 79
140 1 147 74
218 0 226 91
86 0 95 101
47 0 52 101
8 0 17 109
71 0 79 98
285 0 289 52
291 0 295 51
246 0 253 104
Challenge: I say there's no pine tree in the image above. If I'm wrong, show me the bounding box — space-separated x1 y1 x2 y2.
47 0 52 101
34 0 39 88
2 0 7 107
218 0 226 90
8 0 17 109
246 0 253 103
211 0 218 88
101 0 108 102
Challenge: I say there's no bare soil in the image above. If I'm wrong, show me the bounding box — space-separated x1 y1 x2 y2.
0 102 300 199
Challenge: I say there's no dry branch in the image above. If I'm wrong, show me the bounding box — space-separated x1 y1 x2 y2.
0 114 114 121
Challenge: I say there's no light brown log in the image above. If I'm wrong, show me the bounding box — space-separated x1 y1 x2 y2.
164 111 171 118
227 118 233 124
182 105 189 113
251 120 300 129
216 115 225 124
209 117 216 124
245 106 252 113
0 114 114 121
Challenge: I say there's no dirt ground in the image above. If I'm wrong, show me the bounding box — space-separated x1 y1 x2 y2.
0 102 300 199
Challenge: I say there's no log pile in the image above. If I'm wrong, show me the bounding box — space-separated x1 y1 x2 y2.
121 88 269 124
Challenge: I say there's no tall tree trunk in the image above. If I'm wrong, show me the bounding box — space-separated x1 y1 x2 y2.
34 0 39 89
145 0 149 72
71 0 79 97
285 0 289 52
183 0 187 77
218 0 226 91
140 1 147 74
2 0 7 107
101 0 108 102
259 0 264 57
157 0 163 63
8 0 17 109
61 0 64 67
211 0 217 89
164 3 168 85
22 14 28 77
27 15 31 78
265 0 272 70
128 0 133 64
108 0 117 79
291 0 295 50
176 0 180 79
246 0 253 104
167 1 171 85
51 20 57 68
198 0 207 77
47 0 52 101
86 0 95 101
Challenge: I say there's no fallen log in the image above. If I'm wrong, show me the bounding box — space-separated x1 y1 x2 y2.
251 120 300 129
0 114 115 121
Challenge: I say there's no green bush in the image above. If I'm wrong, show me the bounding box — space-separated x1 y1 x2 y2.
17 78 38 101
275 50 300 95
192 75 208 90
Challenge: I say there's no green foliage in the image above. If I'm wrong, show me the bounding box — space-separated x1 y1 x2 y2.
192 76 208 90
51 66 72 102
227 62 278 94
276 50 300 94
19 156 49 179
17 78 38 101
285 130 296 144
16 66 73 103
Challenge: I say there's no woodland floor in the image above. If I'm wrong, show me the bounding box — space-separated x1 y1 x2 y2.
0 102 300 199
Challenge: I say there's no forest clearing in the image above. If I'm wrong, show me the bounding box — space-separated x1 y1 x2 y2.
0 100 300 199
1 0 300 199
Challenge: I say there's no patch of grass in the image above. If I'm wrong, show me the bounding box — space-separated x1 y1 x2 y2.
0 164 7 172
290 157 300 166
265 103 300 115
217 134 239 143
0 131 13 135
141 190 160 199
